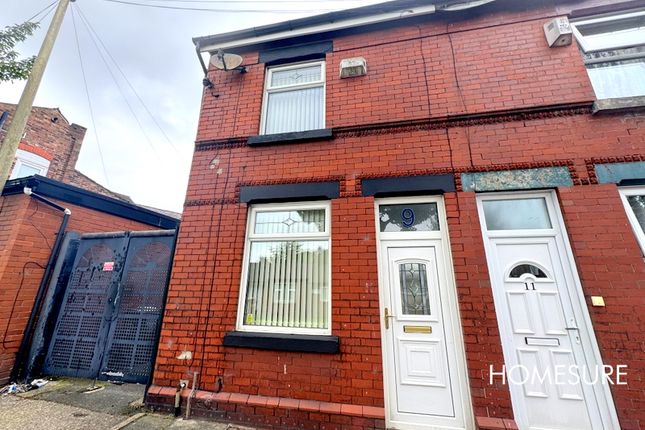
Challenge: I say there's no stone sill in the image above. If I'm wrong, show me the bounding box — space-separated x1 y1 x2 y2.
593 96 645 114
247 128 333 146
223 331 340 354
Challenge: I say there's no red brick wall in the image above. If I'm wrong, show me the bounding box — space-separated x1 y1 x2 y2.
0 193 158 384
157 111 645 427
155 0 645 428
196 1 599 141
558 185 645 430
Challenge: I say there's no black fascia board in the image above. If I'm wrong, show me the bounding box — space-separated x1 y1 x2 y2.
192 0 429 48
2 175 180 229
362 174 456 197
259 41 332 65
223 331 340 354
240 181 340 204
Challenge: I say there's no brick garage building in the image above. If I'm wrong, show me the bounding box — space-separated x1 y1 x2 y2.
0 176 179 384
0 104 181 384
148 1 645 429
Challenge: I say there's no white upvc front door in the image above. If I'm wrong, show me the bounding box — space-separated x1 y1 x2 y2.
477 191 620 430
376 196 473 430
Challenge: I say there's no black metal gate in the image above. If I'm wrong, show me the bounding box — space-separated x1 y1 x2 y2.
43 231 174 383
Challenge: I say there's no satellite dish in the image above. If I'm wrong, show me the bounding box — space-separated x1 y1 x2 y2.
210 51 244 71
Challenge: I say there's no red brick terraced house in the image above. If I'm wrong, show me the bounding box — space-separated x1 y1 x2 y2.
147 1 645 429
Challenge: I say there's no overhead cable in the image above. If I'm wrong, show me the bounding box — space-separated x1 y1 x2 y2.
70 7 111 186
76 4 181 154
24 0 58 23
73 3 162 160
101 0 339 13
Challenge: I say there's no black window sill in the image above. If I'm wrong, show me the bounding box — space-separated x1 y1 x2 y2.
247 128 333 146
223 331 339 354
593 96 645 114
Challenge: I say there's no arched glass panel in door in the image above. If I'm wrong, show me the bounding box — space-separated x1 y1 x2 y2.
399 263 431 315
509 263 548 279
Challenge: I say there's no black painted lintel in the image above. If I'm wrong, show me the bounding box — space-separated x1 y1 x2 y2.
362 174 455 197
240 181 339 204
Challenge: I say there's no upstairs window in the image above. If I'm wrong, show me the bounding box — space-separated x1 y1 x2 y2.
260 61 325 135
572 10 645 99
10 149 50 179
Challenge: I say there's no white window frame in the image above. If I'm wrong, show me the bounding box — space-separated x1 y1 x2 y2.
571 9 645 53
571 9 645 100
10 149 50 179
259 60 326 135
619 187 645 255
236 200 332 335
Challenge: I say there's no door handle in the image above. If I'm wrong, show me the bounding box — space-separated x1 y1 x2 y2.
565 317 579 331
384 307 393 330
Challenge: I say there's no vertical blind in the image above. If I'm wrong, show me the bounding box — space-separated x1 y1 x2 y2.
265 87 324 134
242 208 330 331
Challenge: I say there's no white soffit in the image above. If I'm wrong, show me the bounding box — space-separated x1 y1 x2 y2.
199 4 438 53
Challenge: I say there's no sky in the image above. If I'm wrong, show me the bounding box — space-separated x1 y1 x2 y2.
0 0 387 212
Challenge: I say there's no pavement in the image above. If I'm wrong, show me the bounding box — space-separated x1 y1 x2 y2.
0 378 255 430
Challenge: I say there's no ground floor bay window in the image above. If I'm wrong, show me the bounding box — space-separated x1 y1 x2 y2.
237 202 331 335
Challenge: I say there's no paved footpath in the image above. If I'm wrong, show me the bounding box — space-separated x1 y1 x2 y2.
0 378 254 430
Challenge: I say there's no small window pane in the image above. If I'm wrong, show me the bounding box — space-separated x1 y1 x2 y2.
379 203 439 232
16 164 42 178
587 59 645 99
483 198 552 231
270 64 322 87
243 240 329 329
254 209 325 235
509 264 548 279
627 195 645 232
399 263 431 315
577 15 645 51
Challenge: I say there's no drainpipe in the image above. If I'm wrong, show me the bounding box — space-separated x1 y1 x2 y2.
10 187 71 382
195 41 214 90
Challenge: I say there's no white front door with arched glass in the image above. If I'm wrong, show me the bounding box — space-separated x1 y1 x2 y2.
376 197 474 430
477 192 620 430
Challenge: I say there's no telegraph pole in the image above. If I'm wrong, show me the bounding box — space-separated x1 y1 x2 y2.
0 0 73 192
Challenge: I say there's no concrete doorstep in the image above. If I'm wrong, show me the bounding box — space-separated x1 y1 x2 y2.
0 378 256 430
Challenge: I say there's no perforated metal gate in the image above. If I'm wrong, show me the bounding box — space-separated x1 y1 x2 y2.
44 231 174 383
